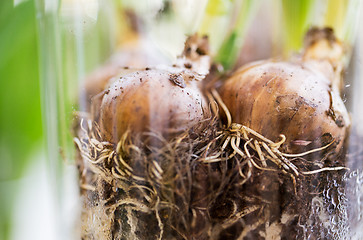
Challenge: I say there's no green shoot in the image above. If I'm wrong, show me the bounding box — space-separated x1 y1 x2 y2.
216 0 259 70
324 0 362 47
280 0 316 56
199 0 260 70
280 0 361 59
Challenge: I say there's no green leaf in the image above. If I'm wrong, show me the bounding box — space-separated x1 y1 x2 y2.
215 0 259 69
205 0 232 15
280 0 316 55
324 0 361 46
0 1 42 239
0 0 42 179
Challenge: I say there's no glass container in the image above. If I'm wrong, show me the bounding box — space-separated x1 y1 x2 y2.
36 0 363 239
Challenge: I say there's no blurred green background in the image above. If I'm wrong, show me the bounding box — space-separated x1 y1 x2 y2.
0 0 43 239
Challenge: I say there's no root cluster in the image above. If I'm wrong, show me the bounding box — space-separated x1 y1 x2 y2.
74 89 349 239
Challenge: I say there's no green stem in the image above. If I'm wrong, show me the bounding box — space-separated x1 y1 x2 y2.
280 0 316 56
216 0 259 70
198 0 260 70
280 0 361 59
324 0 362 47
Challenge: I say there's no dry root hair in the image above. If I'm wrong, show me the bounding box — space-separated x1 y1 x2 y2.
74 88 348 239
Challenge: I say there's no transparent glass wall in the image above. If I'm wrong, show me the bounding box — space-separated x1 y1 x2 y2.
36 0 363 239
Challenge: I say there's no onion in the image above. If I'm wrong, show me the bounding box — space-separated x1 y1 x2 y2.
219 28 350 153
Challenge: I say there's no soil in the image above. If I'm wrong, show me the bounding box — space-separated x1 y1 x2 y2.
74 115 363 240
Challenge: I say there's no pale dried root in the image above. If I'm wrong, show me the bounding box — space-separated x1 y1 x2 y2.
204 88 349 186
73 89 349 239
74 113 223 239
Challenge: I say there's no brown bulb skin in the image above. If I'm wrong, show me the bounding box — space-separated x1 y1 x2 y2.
220 61 350 153
99 69 210 143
